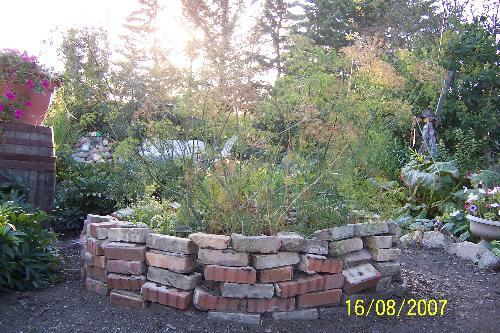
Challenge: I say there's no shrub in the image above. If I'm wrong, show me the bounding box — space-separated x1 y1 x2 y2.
0 203 59 290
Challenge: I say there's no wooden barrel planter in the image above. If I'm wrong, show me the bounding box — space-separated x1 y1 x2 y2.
0 122 55 211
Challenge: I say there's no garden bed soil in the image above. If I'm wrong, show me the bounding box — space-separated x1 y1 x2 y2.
0 239 498 333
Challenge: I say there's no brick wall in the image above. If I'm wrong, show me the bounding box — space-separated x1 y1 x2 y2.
80 214 404 321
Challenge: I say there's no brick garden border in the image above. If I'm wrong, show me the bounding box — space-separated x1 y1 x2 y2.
80 214 405 324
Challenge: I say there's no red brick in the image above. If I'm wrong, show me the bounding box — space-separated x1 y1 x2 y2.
297 289 341 308
83 253 106 268
342 264 381 294
299 254 342 274
204 265 256 284
193 288 242 312
323 274 345 290
275 275 325 298
86 265 107 282
85 277 108 295
87 221 117 238
141 282 193 310
259 266 293 283
110 290 146 309
146 250 196 273
107 273 146 290
87 238 106 256
246 298 296 313
103 242 146 261
107 260 146 275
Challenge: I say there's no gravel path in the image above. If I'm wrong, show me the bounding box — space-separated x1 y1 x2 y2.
0 239 498 333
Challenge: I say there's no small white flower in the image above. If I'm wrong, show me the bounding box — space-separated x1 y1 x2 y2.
450 210 460 217
492 203 499 208
463 186 468 193
479 189 486 194
466 193 479 202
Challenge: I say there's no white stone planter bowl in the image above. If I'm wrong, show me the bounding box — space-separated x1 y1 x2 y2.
467 214 500 241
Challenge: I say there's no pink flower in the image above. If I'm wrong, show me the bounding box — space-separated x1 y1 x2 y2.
0 103 4 112
24 100 32 107
14 109 24 119
41 79 50 89
26 79 35 89
5 91 15 101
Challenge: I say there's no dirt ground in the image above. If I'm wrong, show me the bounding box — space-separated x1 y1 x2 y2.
0 239 498 333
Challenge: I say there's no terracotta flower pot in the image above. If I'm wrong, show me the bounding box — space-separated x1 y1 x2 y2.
0 83 54 126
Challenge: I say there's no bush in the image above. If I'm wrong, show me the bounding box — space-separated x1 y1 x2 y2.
0 203 59 290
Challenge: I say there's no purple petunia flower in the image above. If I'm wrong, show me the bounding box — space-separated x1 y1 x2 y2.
14 109 24 119
5 91 15 101
41 79 50 89
0 103 4 112
469 205 478 213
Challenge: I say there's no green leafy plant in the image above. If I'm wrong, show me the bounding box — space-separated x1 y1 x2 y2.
0 203 59 290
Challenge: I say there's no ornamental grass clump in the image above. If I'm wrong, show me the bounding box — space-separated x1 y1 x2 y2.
0 49 61 121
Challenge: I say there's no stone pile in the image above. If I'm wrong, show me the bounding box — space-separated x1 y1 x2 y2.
72 132 113 163
141 234 202 309
80 216 405 322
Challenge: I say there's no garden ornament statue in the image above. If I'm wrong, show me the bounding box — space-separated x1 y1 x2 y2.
418 109 437 158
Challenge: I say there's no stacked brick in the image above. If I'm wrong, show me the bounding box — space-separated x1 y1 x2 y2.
80 217 404 320
140 234 201 309
191 232 344 320
314 221 403 299
102 226 152 309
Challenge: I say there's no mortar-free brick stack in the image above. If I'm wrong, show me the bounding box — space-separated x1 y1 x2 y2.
81 215 404 321
102 221 151 309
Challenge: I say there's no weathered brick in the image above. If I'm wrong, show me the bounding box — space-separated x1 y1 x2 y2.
246 297 296 313
204 265 256 284
314 225 355 241
141 282 193 310
277 232 306 252
304 239 328 255
107 260 146 275
147 267 202 290
342 263 381 294
208 312 261 325
88 221 117 239
198 248 249 267
273 309 318 320
252 252 300 269
221 282 274 299
296 289 341 308
193 287 243 312
146 250 196 273
107 273 146 290
328 237 363 256
85 277 108 295
298 254 342 274
95 222 120 240
110 290 146 309
354 222 388 237
371 261 401 277
370 248 401 262
275 275 324 298
188 233 231 250
147 233 198 254
341 249 372 268
86 265 107 282
231 233 281 253
87 238 106 256
83 253 106 268
363 236 393 249
87 214 112 224
102 242 146 261
258 266 293 283
323 274 345 290
108 228 152 243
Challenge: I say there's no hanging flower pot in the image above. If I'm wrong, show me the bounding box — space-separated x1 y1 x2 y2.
0 49 61 125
